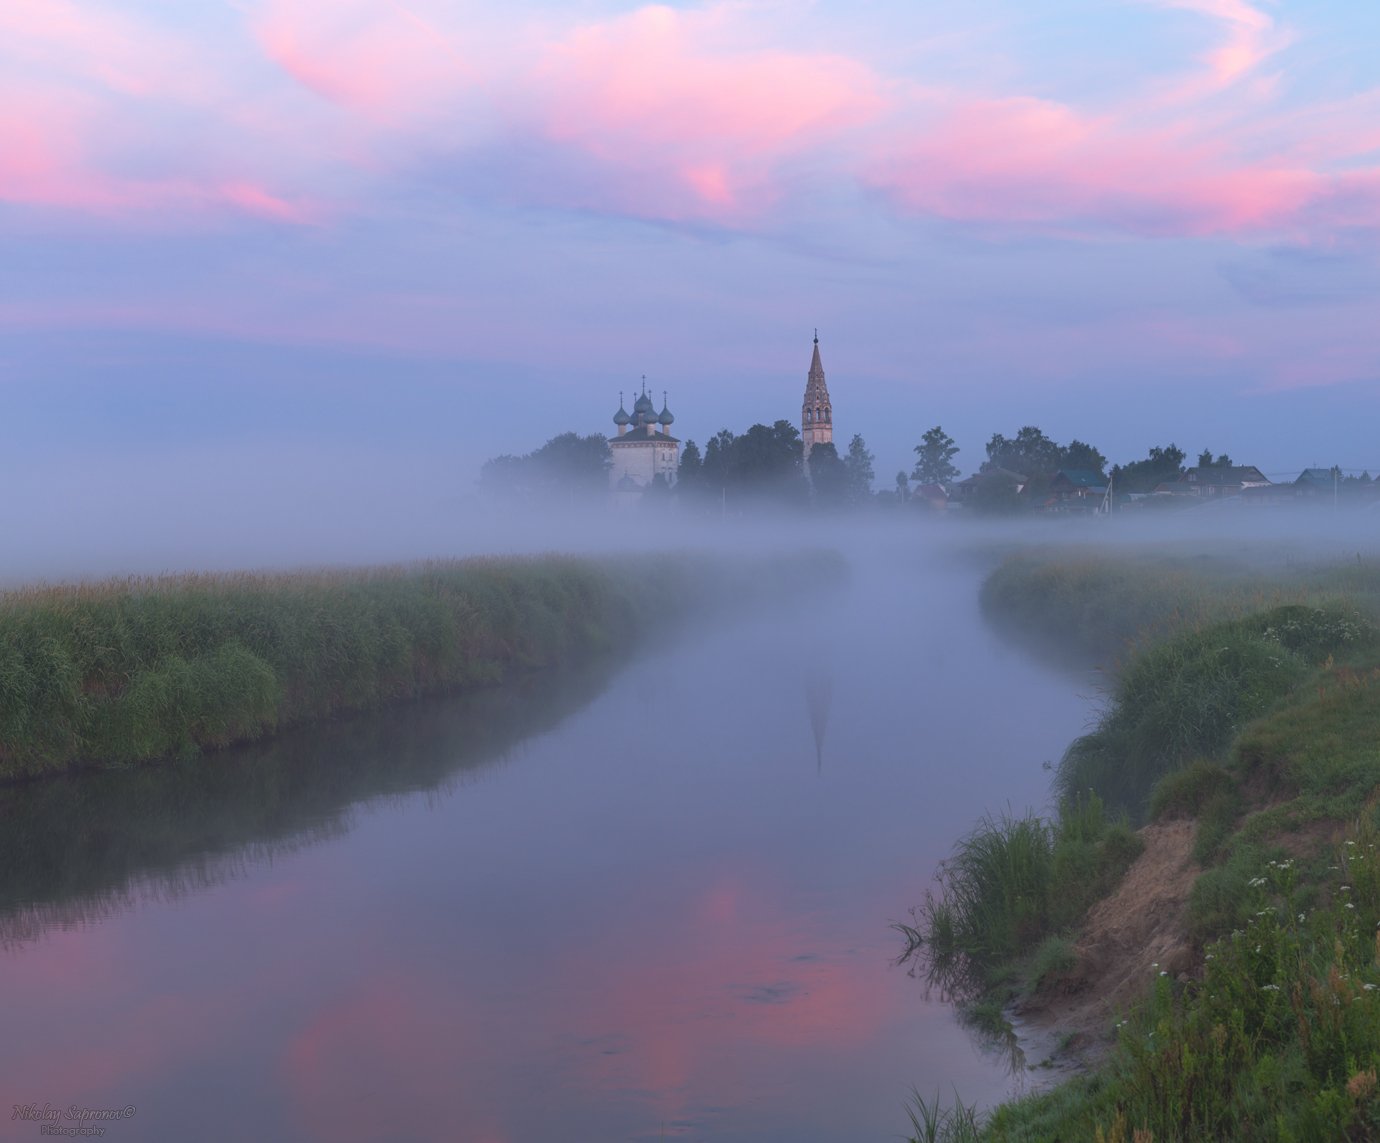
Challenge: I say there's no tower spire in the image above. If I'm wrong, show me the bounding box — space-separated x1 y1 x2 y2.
801 332 832 460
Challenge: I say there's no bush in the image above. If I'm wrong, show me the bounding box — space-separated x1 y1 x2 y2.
1150 759 1236 821
1057 622 1310 822
1028 936 1077 993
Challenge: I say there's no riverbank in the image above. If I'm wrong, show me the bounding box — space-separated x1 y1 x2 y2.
908 545 1380 1140
0 550 846 781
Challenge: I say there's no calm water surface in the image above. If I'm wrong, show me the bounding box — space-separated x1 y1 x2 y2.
0 545 1092 1143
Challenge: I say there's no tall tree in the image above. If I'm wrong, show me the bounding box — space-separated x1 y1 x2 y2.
913 426 960 485
1197 449 1234 469
698 423 806 510
807 442 849 510
1110 444 1186 493
701 429 736 491
1060 440 1107 476
678 439 703 484
843 433 876 504
986 426 1061 475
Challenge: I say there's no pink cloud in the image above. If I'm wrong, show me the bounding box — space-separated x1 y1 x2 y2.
0 125 320 224
0 5 325 228
0 95 121 212
531 4 887 220
1149 0 1285 90
871 95 1330 237
253 0 472 122
0 0 1376 248
0 0 205 99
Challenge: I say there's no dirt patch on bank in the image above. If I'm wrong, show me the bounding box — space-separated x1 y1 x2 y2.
1014 820 1200 1066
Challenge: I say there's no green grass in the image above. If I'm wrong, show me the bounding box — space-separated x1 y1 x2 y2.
986 819 1380 1141
1056 603 1377 823
1027 935 1077 993
0 550 847 779
902 794 1142 1002
979 550 1276 667
931 549 1380 1141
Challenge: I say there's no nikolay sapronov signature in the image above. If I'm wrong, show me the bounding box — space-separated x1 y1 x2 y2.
11 1104 138 1137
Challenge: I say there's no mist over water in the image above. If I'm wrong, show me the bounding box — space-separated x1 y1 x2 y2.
5 479 1380 1140
5 436 1378 586
0 523 1107 1142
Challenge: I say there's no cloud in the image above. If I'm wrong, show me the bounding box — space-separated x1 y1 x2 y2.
1 0 1378 254
252 0 473 122
0 0 205 99
1147 0 1287 93
0 2 322 225
870 95 1322 236
0 100 320 224
527 4 887 220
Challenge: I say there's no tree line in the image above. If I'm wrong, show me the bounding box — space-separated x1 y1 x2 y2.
479 423 1370 514
905 426 1265 512
677 422 876 512
477 423 878 512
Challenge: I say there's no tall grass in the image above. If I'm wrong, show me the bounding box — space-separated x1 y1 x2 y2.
1056 603 1377 822
904 795 1142 999
952 551 1380 1139
986 817 1380 1140
979 552 1271 666
0 551 846 779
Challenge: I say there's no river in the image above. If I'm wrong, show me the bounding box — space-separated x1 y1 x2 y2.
0 539 1093 1143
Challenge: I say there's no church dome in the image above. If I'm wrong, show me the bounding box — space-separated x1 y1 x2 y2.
633 391 655 417
658 397 674 426
613 400 630 426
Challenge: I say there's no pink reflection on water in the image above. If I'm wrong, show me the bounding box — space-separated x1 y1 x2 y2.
266 860 900 1140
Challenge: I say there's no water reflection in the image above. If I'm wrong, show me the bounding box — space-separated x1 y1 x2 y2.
0 660 618 948
0 549 1098 1142
804 668 833 774
893 901 1033 1085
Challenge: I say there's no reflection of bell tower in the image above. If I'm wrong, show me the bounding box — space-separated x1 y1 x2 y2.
805 667 833 775
801 331 832 459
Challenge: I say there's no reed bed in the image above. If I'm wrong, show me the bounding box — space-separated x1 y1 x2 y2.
0 551 845 779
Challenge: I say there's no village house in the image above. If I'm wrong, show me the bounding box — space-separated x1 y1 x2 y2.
1153 465 1271 500
1047 469 1108 512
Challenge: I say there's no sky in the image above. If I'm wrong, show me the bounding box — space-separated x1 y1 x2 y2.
5 0 1380 559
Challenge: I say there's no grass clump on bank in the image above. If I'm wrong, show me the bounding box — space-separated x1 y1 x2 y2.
899 794 1142 1000
0 551 845 780
1056 602 1377 823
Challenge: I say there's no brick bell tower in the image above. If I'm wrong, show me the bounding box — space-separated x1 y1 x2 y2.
801 331 832 459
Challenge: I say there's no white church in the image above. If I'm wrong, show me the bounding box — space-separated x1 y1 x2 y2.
607 336 834 502
608 381 679 504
